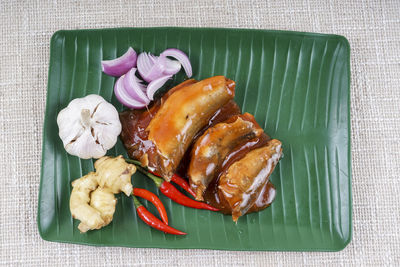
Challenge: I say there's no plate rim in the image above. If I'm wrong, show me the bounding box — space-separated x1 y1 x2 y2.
38 27 352 251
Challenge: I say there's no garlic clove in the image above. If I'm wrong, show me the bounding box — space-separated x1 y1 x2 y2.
57 108 84 147
83 94 108 109
57 94 122 159
91 102 121 150
91 101 120 123
65 131 106 159
92 124 120 149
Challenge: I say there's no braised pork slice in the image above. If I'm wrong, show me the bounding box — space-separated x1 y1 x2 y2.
218 139 282 222
120 76 235 180
188 113 263 200
119 79 197 162
145 76 235 179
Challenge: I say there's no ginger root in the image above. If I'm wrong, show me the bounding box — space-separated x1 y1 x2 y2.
70 173 105 232
69 156 136 233
90 187 116 227
95 155 135 196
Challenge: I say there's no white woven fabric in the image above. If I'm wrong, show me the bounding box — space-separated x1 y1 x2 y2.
0 0 399 266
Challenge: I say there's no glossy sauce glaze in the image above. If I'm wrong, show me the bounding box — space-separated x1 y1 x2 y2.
120 77 238 178
119 79 197 164
202 133 274 214
120 99 241 167
146 76 236 177
176 100 241 176
188 113 264 201
217 140 282 221
120 98 277 216
120 77 281 219
248 181 276 213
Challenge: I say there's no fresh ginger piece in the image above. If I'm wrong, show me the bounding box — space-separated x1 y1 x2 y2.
94 155 136 196
70 173 106 233
69 155 136 233
90 187 116 226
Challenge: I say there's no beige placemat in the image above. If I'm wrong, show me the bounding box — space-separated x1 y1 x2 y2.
1 0 399 266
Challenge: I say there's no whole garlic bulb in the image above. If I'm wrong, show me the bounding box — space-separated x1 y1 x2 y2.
57 94 122 159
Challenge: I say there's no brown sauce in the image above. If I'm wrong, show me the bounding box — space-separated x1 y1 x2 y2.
176 100 241 176
119 79 197 164
247 181 276 213
220 133 270 174
203 179 276 215
202 133 273 214
121 99 241 168
193 100 241 141
120 78 278 217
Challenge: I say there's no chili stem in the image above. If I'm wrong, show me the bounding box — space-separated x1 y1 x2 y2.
132 195 143 208
125 158 141 166
125 159 163 187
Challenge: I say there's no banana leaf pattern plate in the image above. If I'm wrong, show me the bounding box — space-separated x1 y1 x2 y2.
38 27 351 251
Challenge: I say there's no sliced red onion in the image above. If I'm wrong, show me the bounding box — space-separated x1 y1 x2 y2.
146 75 172 100
102 47 137 77
137 52 183 82
137 52 164 82
160 48 192 78
160 57 181 75
114 76 147 109
123 68 150 105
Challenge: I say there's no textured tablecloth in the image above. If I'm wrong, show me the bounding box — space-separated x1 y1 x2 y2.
1 0 399 266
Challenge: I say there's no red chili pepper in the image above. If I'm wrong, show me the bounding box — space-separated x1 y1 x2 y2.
133 196 186 235
126 159 219 211
148 170 196 198
170 174 197 198
159 181 219 211
133 188 168 225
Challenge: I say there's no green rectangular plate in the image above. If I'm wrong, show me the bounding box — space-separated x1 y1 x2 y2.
38 27 351 251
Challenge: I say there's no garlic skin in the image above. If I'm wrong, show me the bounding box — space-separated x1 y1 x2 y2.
57 94 121 159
